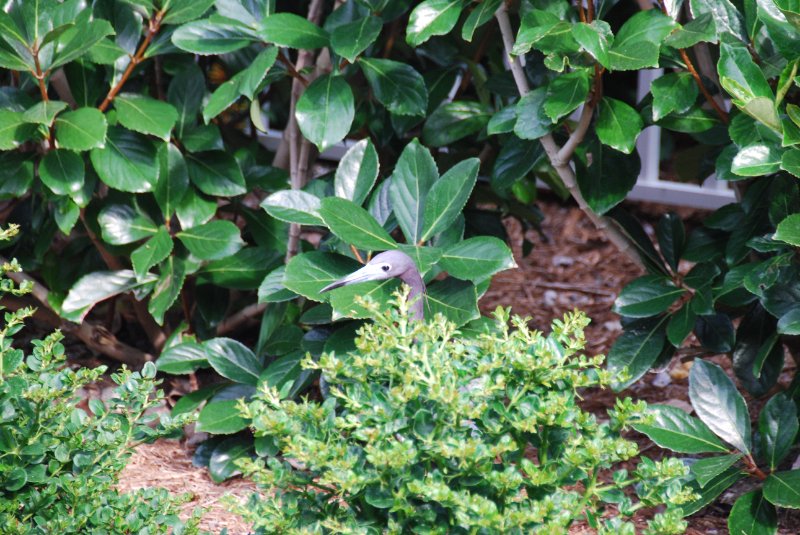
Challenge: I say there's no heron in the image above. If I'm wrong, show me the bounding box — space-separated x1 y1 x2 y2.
319 250 425 321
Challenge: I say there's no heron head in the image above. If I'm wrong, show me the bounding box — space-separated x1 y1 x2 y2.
319 250 417 293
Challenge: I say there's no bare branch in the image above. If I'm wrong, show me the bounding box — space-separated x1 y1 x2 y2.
216 302 265 336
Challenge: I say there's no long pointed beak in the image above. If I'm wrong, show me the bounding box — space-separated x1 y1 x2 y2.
320 264 385 293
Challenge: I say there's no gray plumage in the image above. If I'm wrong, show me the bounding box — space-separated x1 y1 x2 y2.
319 250 425 321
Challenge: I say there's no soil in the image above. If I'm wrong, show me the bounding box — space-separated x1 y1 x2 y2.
110 195 797 534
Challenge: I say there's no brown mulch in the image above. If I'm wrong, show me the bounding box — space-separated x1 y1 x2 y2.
117 197 797 534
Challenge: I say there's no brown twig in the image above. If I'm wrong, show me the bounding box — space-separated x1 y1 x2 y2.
216 302 265 336
679 48 729 125
98 11 163 112
277 50 309 88
350 245 365 264
577 0 586 23
31 44 55 148
587 0 595 22
743 454 768 481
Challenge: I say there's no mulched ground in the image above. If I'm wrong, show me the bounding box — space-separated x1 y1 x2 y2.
115 195 798 534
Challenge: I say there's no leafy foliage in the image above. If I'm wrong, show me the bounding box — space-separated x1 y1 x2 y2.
235 292 693 534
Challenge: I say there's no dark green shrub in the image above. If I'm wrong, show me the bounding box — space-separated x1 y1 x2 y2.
0 227 200 534
235 291 693 534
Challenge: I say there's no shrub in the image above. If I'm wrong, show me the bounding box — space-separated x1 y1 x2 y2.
0 227 200 534
235 291 693 534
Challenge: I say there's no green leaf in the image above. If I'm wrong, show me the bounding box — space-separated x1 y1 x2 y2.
284 251 360 302
487 105 517 135
728 491 777 535
607 317 668 390
656 212 685 271
544 71 590 122
424 278 479 327
330 278 399 320
0 110 35 150
775 0 800 28
695 313 735 353
259 352 304 393
169 64 205 136
763 470 800 508
22 100 67 125
389 139 438 244
196 400 248 434
422 101 489 147
62 270 157 322
171 18 256 54
667 302 696 346
396 244 443 276
114 93 179 141
236 45 278 99
98 204 158 245
0 153 33 197
774 213 800 245
131 227 173 279
759 393 798 471
731 144 782 176
54 107 107 151
54 198 79 235
320 197 396 251
691 454 744 487
576 141 640 218
39 149 84 196
162 0 215 24
462 0 501 42
632 404 730 454
148 254 186 324
50 19 115 69
614 276 684 318
439 237 516 281
261 190 323 226
177 220 245 260
157 342 208 374
689 359 752 453
512 10 575 56
261 13 329 49
209 435 252 483
406 0 464 47
651 73 698 121
718 34 779 130
89 127 159 193
491 137 544 192
571 20 613 68
421 158 479 242
155 143 189 219
198 247 280 289
781 148 800 177
334 138 379 206
359 58 427 117
683 466 746 517
778 307 800 335
607 9 677 70
295 74 354 152
204 337 262 386
331 16 382 62
186 151 247 197
514 87 553 140
596 97 643 154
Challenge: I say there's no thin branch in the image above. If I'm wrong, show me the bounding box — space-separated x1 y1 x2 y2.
494 4 645 271
350 245 365 264
216 302 265 336
679 48 729 125
31 43 55 148
277 50 309 88
587 0 595 22
98 11 163 112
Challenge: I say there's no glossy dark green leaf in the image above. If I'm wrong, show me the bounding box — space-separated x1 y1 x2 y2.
682 466 746 517
359 58 427 117
424 278 479 326
155 143 189 219
651 73 698 121
259 352 303 392
90 127 159 193
171 18 256 54
718 34 779 130
22 100 67 125
296 74 354 152
728 490 777 535
331 15 382 62
0 110 35 150
208 436 251 483
614 275 684 318
176 219 245 260
198 247 278 290
389 140 438 244
695 313 735 353
607 317 668 391
131 227 173 279
491 137 544 193
114 93 179 141
576 141 641 215
544 71 590 122
334 138 379 206
98 204 158 245
607 9 676 70
439 237 516 281
186 151 247 197
774 213 800 245
54 107 107 151
62 270 157 322
514 87 552 140
759 393 798 471
284 251 360 302
39 149 84 196
421 158 479 242
261 13 329 49
657 212 685 271
689 359 751 453
733 305 782 396
461 0 501 42
664 13 716 48
691 454 744 487
406 0 464 47
261 190 323 226
148 254 186 325
204 337 262 385
162 0 215 24
596 97 643 154
632 404 729 454
763 470 800 508
196 400 248 434
571 20 613 67
50 19 115 69
731 144 782 176
487 105 517 135
422 101 489 147
167 64 204 137
157 341 208 374
320 197 396 250
667 302 696 346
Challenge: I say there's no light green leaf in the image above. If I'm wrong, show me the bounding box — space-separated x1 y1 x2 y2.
148 254 186 324
596 97 643 154
424 278 479 326
462 0 501 42
162 0 215 24
421 158 479 242
774 213 800 246
295 74 354 152
62 270 157 322
544 70 590 122
196 400 248 434
156 342 208 374
608 9 676 70
406 0 464 47
359 58 428 117
39 149 84 196
261 13 329 49
284 251 360 302
98 204 158 245
320 197 396 251
632 404 730 454
439 236 516 281
89 127 159 193
763 470 800 508
22 100 67 125
54 107 107 151
728 491 777 535
334 138 379 206
114 93 179 141
261 190 323 226
389 139 438 244
651 73 698 121
331 16 382 62
571 20 613 67
176 219 245 260
131 227 173 279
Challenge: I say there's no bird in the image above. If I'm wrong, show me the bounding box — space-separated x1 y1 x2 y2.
319 250 425 321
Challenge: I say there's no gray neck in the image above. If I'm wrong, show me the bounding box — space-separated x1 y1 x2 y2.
399 270 425 321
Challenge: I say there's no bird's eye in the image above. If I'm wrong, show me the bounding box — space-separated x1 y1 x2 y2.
381 265 390 272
